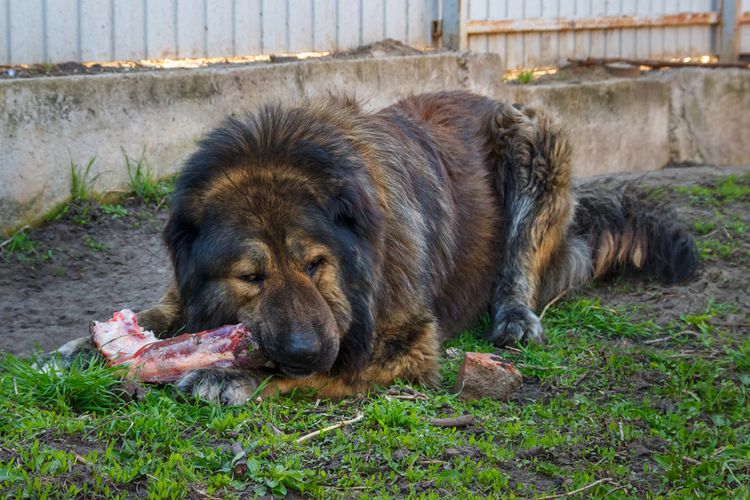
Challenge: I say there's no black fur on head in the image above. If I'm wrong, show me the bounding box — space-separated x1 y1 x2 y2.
163 101 384 377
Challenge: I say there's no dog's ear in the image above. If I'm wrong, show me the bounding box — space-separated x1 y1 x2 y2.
163 210 199 290
329 183 382 239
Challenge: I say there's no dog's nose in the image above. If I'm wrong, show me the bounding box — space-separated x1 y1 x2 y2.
284 331 321 366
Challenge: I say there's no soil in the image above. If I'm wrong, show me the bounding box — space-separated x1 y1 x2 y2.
1 165 749 357
0 39 434 80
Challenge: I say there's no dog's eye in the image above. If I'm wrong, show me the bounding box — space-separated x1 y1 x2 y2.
306 258 325 277
238 273 265 285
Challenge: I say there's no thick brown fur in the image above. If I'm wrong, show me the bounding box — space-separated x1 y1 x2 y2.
126 91 698 404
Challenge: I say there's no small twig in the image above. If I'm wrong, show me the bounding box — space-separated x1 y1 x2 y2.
503 346 523 353
539 288 571 321
73 452 92 467
428 414 476 428
540 478 615 499
605 484 629 496
643 336 671 344
387 394 428 401
296 413 364 444
683 456 701 465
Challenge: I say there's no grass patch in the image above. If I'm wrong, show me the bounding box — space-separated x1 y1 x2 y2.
101 204 128 219
0 230 37 254
2 299 747 497
124 150 174 205
70 157 99 202
512 70 535 84
676 174 750 205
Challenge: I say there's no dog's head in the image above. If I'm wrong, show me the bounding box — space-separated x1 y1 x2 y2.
163 103 383 378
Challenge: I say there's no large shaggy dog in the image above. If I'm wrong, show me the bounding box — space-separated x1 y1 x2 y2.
62 92 699 404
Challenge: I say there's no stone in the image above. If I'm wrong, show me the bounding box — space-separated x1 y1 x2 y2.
454 352 522 401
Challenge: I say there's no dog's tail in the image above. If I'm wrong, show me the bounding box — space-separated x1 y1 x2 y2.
537 185 699 305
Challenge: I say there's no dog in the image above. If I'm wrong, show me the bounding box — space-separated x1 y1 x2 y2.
55 92 698 404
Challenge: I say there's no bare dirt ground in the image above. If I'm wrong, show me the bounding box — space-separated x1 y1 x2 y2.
1 165 748 357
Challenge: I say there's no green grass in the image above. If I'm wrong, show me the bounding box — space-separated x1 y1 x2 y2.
512 70 535 84
1 230 37 254
676 174 750 206
101 204 129 219
2 300 747 498
124 150 174 205
70 157 99 202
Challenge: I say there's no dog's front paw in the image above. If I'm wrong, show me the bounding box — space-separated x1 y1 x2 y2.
175 369 264 406
487 305 544 346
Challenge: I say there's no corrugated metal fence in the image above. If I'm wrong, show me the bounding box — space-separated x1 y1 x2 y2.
0 0 438 65
1 0 748 68
462 0 716 68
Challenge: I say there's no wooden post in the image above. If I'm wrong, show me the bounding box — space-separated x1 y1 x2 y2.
720 0 740 61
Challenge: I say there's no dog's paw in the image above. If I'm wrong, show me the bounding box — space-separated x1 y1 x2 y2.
175 369 263 406
33 337 102 373
487 305 544 346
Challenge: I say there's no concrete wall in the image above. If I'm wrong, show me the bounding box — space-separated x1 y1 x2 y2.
0 53 503 234
667 69 750 166
2 57 749 235
498 79 671 178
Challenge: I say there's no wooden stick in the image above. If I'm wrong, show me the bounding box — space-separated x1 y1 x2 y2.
230 442 248 476
540 478 615 499
296 413 364 444
428 414 476 428
539 288 571 321
569 57 750 69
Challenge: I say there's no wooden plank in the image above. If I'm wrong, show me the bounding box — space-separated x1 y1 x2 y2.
487 0 507 66
523 0 543 67
206 0 233 56
465 12 719 34
539 0 559 66
557 0 576 63
81 0 114 61
9 0 44 64
288 0 313 53
262 0 287 53
235 0 263 55
45 0 78 62
145 0 176 59
504 0 523 68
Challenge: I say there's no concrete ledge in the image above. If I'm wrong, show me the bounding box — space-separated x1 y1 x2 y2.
0 53 503 233
2 54 749 234
664 69 750 166
497 79 671 177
